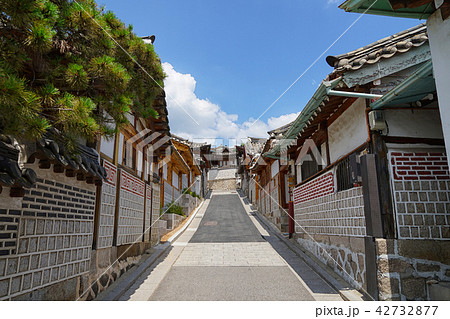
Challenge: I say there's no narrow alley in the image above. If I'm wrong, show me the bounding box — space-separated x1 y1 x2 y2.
113 191 343 301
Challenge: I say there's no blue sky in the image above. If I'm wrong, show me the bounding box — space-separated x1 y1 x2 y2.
98 0 419 145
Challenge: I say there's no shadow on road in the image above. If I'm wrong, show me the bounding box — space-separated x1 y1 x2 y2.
235 189 340 297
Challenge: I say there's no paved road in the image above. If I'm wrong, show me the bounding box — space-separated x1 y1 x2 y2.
119 191 343 301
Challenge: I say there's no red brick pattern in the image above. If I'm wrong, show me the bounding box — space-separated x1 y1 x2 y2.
103 159 117 186
391 152 449 181
120 169 145 197
293 171 335 205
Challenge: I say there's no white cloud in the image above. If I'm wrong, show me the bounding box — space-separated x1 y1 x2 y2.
162 62 299 146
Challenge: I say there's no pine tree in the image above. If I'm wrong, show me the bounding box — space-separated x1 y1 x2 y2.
0 0 165 149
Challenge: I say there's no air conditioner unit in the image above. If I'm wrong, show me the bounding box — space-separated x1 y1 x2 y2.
368 110 387 131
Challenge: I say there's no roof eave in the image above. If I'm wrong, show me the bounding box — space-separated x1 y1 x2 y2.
339 0 433 20
263 77 342 158
370 59 434 109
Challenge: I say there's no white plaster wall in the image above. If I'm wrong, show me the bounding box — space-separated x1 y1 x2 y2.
427 10 450 168
172 171 179 189
0 188 22 209
384 108 443 139
163 164 167 180
271 160 280 179
182 174 188 190
117 133 124 165
328 98 368 163
137 150 143 175
100 136 115 159
320 142 327 165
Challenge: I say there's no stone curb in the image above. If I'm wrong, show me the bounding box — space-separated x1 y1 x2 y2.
242 198 367 301
95 200 206 301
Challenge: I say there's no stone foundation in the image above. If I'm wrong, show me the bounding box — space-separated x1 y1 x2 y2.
208 178 236 191
376 238 450 301
296 234 367 290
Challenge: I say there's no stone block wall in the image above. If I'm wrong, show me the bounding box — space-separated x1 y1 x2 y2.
96 160 116 249
293 169 368 289
151 182 161 245
207 178 236 191
117 170 145 246
0 163 95 301
375 239 450 301
294 187 366 237
164 181 173 205
390 151 450 240
144 184 152 242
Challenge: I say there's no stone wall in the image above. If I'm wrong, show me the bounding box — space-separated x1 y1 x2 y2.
297 235 367 290
389 151 450 240
163 181 173 206
293 170 368 289
96 160 116 249
0 158 163 300
294 187 366 237
151 182 161 245
207 178 236 191
144 184 152 242
375 239 450 301
116 170 145 246
0 163 95 301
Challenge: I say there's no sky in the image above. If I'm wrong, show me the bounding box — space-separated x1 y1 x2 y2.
98 0 420 146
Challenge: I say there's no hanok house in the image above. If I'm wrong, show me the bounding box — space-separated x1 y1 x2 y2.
208 145 237 168
264 24 450 301
0 129 106 301
171 135 203 196
238 137 267 205
0 86 172 301
251 123 293 232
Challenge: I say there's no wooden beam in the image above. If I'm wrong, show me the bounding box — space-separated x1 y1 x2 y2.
382 136 445 145
441 2 450 20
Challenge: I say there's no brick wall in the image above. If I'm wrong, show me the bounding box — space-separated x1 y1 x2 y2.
96 160 117 249
293 171 334 204
117 169 145 246
0 209 19 257
293 170 367 290
294 186 366 237
0 164 95 300
390 151 450 240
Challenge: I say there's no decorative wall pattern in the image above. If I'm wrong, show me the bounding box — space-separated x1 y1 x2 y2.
0 175 95 301
96 160 117 249
151 182 161 244
294 187 366 237
0 209 19 257
293 171 334 204
144 184 152 242
117 170 145 246
390 151 450 240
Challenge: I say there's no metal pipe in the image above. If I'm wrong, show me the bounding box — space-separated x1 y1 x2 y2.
326 88 383 99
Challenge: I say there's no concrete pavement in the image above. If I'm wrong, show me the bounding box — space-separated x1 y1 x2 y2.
117 190 344 301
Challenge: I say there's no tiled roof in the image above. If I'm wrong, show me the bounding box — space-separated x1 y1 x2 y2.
0 130 106 191
326 23 428 73
267 121 294 137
